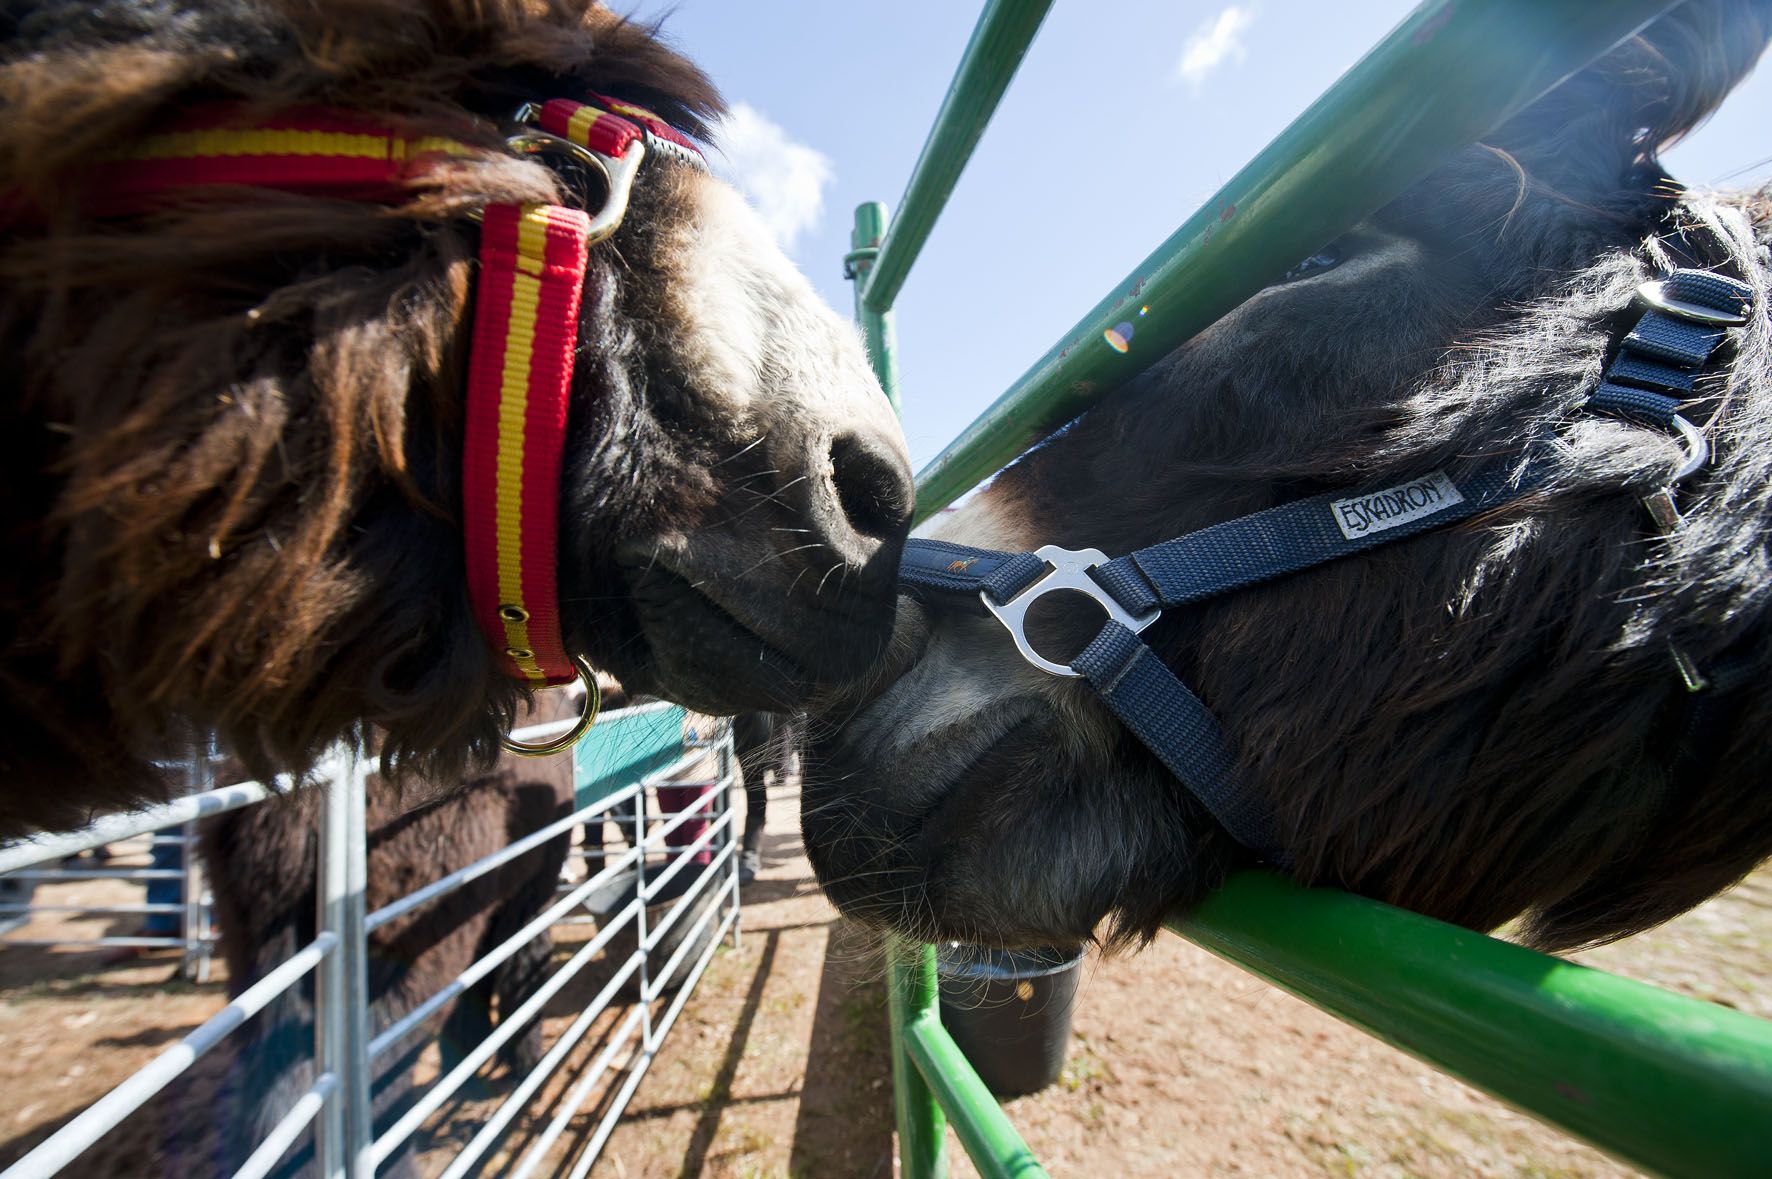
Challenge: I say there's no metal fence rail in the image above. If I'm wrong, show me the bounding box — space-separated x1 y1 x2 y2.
901 0 1681 521
1 745 241 974
0 708 740 1179
1170 874 1772 1179
845 2 1772 1177
0 831 210 968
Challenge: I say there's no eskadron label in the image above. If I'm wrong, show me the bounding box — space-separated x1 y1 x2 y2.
1330 472 1464 540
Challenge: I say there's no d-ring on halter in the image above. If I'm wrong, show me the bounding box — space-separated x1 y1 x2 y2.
980 546 1159 677
507 101 648 247
501 654 604 758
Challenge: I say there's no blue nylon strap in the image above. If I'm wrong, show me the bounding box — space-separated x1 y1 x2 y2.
1585 268 1753 427
1073 621 1285 863
1587 384 1682 426
1607 353 1695 395
1090 463 1531 616
1660 268 1753 317
981 553 1053 604
1624 311 1724 367
897 538 1046 612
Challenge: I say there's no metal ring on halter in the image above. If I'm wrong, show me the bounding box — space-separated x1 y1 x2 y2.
980 545 1161 678
502 130 646 246
501 653 602 758
1669 413 1710 485
1636 279 1749 327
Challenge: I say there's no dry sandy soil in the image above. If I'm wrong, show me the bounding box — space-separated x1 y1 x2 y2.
0 778 1766 1178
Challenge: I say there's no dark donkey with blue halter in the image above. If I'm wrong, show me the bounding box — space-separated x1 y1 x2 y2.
804 0 1772 952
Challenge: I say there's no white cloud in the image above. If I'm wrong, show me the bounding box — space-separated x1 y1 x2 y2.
709 103 834 251
1174 5 1256 91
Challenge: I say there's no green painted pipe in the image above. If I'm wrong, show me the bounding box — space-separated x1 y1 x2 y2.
903 1008 1051 1179
859 0 1054 317
887 942 949 1179
912 0 1680 521
1170 873 1772 1179
847 202 901 414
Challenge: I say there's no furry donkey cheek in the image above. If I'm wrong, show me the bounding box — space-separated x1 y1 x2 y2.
665 175 908 458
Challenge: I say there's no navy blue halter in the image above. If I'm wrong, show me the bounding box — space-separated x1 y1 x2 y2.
899 269 1754 865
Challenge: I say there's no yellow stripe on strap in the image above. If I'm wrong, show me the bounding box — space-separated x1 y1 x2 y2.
120 129 473 163
492 209 553 683
564 105 604 151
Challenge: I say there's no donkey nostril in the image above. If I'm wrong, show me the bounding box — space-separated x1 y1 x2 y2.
829 432 913 541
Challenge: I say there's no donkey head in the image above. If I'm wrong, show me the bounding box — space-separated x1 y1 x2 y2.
805 0 1772 951
0 0 910 833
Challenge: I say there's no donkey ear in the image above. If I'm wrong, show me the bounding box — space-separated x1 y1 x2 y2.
1491 0 1772 170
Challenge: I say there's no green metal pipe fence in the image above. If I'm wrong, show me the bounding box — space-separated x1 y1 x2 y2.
906 0 1681 523
841 2 1772 1177
1173 875 1772 1179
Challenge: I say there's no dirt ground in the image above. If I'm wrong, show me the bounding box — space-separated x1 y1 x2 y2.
1 780 1767 1178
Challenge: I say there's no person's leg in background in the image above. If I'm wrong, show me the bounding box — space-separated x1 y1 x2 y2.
731 713 779 883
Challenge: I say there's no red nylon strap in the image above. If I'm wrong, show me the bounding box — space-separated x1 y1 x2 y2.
461 203 592 685
29 97 697 686
72 108 473 218
536 98 645 158
589 93 704 156
534 97 704 166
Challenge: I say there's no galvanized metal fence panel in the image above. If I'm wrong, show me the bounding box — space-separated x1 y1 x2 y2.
0 707 740 1179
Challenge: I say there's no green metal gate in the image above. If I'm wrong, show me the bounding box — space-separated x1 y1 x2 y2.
839 3 1772 1177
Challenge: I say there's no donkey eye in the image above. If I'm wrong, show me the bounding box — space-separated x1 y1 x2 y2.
1278 242 1345 283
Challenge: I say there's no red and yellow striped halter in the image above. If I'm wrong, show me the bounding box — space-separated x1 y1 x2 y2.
70 95 704 750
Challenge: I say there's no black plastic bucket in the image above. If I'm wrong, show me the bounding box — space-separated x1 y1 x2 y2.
936 943 1085 1097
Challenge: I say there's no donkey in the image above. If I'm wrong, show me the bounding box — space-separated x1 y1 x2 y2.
63 741 573 1178
0 0 912 838
805 0 1772 953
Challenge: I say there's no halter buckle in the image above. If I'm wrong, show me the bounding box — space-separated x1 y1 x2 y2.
981 546 1160 678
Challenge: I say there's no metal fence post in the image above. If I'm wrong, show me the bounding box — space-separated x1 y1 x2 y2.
180 737 216 982
846 201 900 415
315 752 373 1179
719 726 742 950
856 0 1054 322
634 779 654 1055
888 939 948 1179
849 193 949 1179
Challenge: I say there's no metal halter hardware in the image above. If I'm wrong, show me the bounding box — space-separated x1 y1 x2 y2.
500 654 603 757
1637 278 1749 327
1627 278 1741 488
980 546 1160 678
504 102 648 246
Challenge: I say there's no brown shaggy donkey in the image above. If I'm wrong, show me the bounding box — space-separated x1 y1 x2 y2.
0 0 912 837
807 0 1772 953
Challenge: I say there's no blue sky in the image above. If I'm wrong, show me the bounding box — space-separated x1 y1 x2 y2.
625 2 1772 472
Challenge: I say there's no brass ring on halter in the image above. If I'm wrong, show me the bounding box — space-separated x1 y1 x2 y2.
501 654 602 758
